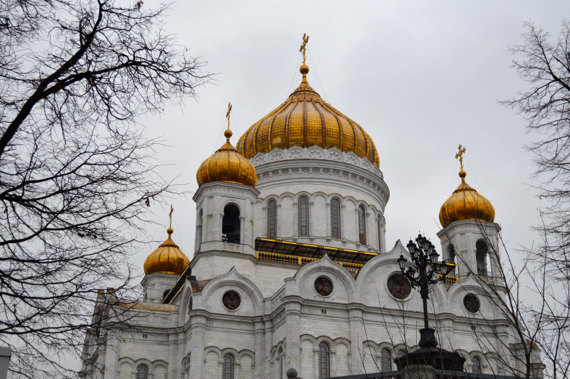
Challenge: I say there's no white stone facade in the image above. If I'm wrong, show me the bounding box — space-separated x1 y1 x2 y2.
80 148 539 379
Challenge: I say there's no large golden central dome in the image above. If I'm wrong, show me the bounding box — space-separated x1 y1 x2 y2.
236 65 380 166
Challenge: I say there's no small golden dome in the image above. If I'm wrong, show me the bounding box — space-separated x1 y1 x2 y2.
144 227 190 275
236 63 380 167
439 169 495 228
196 128 257 187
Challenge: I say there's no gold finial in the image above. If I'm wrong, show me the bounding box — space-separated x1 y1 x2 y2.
299 33 310 79
224 102 233 141
167 205 174 235
455 144 467 182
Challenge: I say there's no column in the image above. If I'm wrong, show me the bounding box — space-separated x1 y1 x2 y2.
189 315 207 378
348 305 365 374
102 330 119 378
284 301 302 372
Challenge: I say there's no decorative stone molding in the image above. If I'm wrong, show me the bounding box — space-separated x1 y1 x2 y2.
250 146 383 178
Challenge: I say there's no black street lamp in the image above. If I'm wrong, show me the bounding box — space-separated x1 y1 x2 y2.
397 234 454 348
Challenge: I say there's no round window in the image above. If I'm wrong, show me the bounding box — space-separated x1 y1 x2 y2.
387 273 412 299
463 293 480 313
222 290 241 310
314 276 333 296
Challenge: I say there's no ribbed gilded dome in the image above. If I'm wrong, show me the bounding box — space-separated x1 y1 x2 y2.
236 64 380 166
439 169 495 228
196 128 257 187
144 227 190 275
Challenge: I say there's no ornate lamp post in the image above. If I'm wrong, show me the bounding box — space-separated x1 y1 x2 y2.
397 234 454 349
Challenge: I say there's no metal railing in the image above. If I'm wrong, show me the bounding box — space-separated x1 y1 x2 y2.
324 370 531 379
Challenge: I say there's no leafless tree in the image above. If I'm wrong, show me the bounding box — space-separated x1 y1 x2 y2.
500 19 570 378
0 0 207 376
504 21 570 281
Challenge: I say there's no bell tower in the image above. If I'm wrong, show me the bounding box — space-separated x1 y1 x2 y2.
436 145 501 281
193 103 259 256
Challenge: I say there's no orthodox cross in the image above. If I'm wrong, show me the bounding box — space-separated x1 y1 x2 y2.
226 102 232 130
169 205 174 229
455 144 466 171
300 33 309 65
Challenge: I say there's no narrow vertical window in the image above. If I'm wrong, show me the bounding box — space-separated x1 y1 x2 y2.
476 239 488 276
472 356 482 374
318 342 330 378
196 208 203 250
358 205 366 244
380 348 392 371
298 196 309 236
267 199 277 239
222 354 235 379
377 218 383 250
331 198 341 238
448 244 456 275
136 364 149 379
222 204 240 243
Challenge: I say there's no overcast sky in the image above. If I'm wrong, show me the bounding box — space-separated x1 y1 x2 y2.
136 1 570 273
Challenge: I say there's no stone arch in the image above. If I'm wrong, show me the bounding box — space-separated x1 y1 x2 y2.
200 267 264 316
117 357 135 379
151 360 168 379
356 241 408 304
177 285 194 324
294 254 357 302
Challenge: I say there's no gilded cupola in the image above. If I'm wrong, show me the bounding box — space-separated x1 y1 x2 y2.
144 208 190 275
236 35 380 167
439 145 495 228
196 103 258 187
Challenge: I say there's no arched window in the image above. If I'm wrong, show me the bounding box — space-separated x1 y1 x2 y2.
136 364 149 379
448 244 456 275
196 208 203 250
476 239 489 276
380 348 392 371
267 199 277 239
318 342 330 378
222 354 235 379
358 205 366 244
472 356 482 374
298 196 309 236
331 198 341 238
222 204 240 243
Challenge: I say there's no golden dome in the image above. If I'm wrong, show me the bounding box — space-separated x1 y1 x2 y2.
439 169 495 228
196 128 257 187
236 64 380 167
144 226 190 275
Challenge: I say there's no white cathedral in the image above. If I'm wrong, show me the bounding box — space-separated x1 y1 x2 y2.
80 52 541 379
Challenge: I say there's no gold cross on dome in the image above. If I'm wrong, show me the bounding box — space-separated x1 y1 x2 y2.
169 205 174 228
300 33 309 65
226 102 232 130
455 144 466 171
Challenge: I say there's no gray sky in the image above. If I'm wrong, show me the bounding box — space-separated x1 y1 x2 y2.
137 1 570 272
